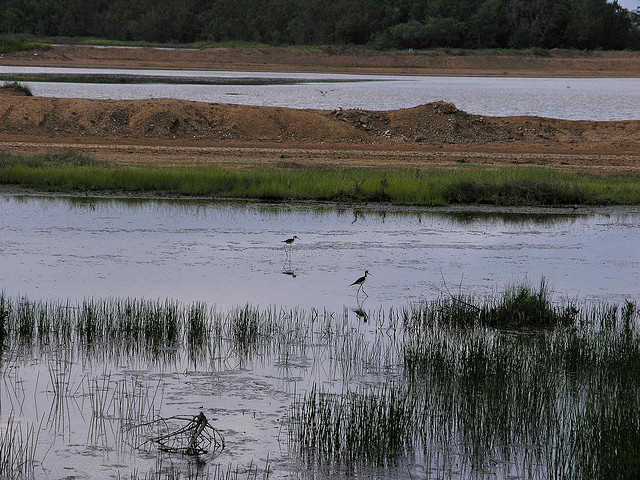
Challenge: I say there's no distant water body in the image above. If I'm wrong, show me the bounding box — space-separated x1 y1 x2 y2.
1 66 639 120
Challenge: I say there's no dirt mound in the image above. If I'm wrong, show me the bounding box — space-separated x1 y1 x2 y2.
0 96 638 146
0 97 368 143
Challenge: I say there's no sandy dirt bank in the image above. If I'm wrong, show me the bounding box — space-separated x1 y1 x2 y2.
2 44 640 77
0 96 638 174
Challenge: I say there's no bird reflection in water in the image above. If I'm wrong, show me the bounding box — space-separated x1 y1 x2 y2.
282 245 297 278
352 295 369 323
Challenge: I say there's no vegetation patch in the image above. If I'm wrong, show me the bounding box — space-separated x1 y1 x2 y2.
0 37 51 54
408 278 578 330
2 153 640 206
0 81 32 96
2 285 639 477
479 279 578 328
291 384 415 465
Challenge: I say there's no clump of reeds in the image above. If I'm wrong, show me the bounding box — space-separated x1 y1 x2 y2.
478 278 578 328
0 415 40 479
404 279 578 330
0 293 8 355
290 312 640 476
186 302 209 364
231 305 262 354
399 304 640 478
290 384 416 466
0 293 321 366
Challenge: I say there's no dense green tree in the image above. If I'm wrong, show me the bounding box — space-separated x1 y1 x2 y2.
0 0 637 49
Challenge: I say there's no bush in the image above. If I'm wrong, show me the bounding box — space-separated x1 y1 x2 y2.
0 37 51 54
1 81 32 96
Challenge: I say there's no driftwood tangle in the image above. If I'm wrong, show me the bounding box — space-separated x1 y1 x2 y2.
132 411 225 455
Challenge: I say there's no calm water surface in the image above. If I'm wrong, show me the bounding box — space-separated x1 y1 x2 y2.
1 195 638 310
2 195 639 479
2 66 639 120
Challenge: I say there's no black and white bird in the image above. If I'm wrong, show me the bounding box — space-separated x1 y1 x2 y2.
283 235 298 246
350 270 370 296
282 236 299 254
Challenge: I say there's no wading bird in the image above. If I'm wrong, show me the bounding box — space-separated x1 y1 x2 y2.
283 235 298 246
350 270 370 297
282 235 298 255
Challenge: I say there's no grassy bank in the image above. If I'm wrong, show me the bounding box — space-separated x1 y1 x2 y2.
0 37 51 54
1 152 640 206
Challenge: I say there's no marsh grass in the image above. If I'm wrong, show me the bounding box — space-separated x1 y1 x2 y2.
291 384 416 466
287 287 640 476
0 293 8 355
481 278 566 327
477 278 578 328
2 289 640 478
0 294 321 366
401 326 640 479
401 279 579 330
2 156 640 206
292 307 640 478
0 414 41 479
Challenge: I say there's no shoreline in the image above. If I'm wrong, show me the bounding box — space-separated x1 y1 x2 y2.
4 183 640 215
2 44 640 78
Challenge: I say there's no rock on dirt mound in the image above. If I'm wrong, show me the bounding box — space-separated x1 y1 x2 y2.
332 102 514 144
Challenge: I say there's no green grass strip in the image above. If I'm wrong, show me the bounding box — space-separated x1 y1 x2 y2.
1 152 640 206
0 37 51 54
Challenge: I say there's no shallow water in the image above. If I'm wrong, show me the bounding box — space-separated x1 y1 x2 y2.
1 196 640 479
2 66 639 120
1 196 639 312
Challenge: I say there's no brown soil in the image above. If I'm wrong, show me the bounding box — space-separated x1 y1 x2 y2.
3 44 640 77
1 97 638 146
0 96 638 174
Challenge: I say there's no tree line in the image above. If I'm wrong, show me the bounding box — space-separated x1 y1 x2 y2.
1 0 639 50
